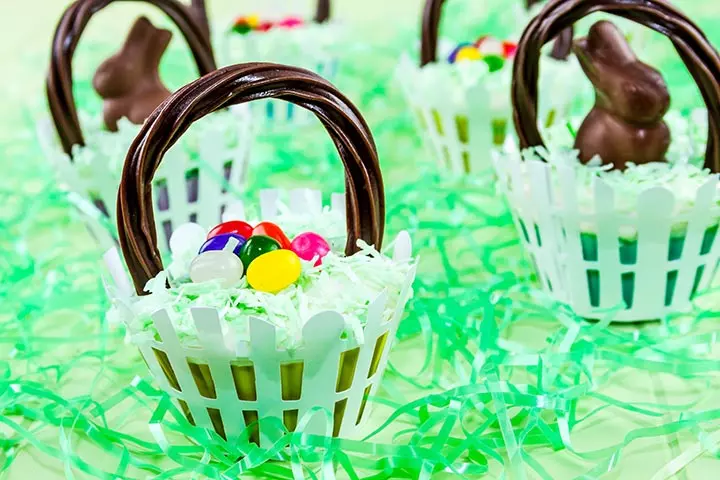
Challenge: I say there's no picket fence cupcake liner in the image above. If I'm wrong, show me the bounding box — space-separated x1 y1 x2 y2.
215 0 340 130
105 63 416 444
43 0 253 256
495 0 720 322
396 0 581 175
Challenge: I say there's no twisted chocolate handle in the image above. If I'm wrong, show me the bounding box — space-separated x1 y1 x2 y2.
420 0 571 67
512 0 720 172
118 63 384 294
315 0 331 23
47 0 217 157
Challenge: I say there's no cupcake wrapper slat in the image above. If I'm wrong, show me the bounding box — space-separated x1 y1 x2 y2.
106 233 416 444
497 157 720 321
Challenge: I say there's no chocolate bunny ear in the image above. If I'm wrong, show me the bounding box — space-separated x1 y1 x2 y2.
574 20 636 67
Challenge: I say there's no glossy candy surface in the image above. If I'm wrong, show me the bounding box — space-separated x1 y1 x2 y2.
290 232 331 266
239 235 281 270
169 223 207 256
190 251 244 287
207 220 254 241
198 233 246 256
252 222 292 249
246 250 302 293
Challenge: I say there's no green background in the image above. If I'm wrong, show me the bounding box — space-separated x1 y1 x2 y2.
2 1 720 479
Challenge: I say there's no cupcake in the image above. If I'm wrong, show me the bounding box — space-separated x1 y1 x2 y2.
104 63 416 444
42 0 253 255
396 0 580 174
214 0 341 130
494 0 720 322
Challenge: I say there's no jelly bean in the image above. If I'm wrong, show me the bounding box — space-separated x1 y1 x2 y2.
448 42 474 63
208 220 254 241
239 235 281 270
483 55 505 73
290 232 331 266
247 250 302 293
169 223 207 256
199 233 246 256
190 251 244 287
278 16 304 28
252 222 292 249
454 46 482 63
475 36 503 57
502 41 517 59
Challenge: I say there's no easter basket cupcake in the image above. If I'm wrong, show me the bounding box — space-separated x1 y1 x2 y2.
41 0 253 254
494 0 720 322
396 0 580 174
214 0 340 130
104 63 416 445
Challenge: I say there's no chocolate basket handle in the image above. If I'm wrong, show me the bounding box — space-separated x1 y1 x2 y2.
315 0 331 23
47 0 217 157
512 0 720 172
420 0 572 67
118 63 384 294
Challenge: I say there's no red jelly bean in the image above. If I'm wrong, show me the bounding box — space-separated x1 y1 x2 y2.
252 222 292 249
208 221 254 241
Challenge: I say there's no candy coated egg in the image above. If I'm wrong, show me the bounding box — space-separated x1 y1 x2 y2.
454 46 481 62
252 222 291 249
239 235 281 270
169 223 207 256
290 232 330 266
483 55 505 73
190 251 244 287
208 220 254 241
246 15 260 28
475 36 503 57
247 250 302 293
199 233 246 256
502 41 517 59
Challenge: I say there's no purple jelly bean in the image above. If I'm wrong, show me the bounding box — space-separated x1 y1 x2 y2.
198 233 247 257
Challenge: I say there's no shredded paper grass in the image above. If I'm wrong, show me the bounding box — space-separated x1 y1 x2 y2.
4 1 720 478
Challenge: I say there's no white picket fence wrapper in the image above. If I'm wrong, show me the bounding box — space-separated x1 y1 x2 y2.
494 154 720 322
38 107 254 256
396 54 582 175
216 23 340 131
105 215 416 445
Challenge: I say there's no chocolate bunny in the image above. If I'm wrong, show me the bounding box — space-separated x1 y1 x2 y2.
573 21 671 170
92 16 173 131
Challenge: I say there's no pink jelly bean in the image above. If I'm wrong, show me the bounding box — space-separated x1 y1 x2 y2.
290 232 331 266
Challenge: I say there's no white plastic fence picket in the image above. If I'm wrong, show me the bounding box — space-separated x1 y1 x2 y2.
38 107 254 257
396 55 581 175
106 231 416 446
494 154 720 322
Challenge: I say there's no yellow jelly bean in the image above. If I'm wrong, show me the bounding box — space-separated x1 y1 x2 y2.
455 47 482 62
247 250 302 294
246 15 260 28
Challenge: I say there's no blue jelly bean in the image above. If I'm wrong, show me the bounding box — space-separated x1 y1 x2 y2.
198 233 247 257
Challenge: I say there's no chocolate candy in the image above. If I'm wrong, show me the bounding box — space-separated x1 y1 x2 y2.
190 251 244 287
247 250 302 294
420 0 572 67
252 222 291 250
47 0 216 157
573 21 670 170
511 0 720 172
93 17 172 131
116 64 384 295
208 220 254 241
239 235 282 271
291 232 331 266
169 222 207 256
199 233 247 256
